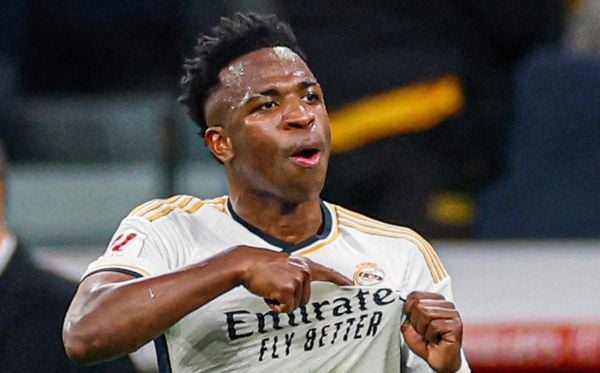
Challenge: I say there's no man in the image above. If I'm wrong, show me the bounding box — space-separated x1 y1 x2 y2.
0 142 138 372
64 14 470 372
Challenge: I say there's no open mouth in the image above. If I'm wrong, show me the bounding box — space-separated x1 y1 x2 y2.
290 148 321 167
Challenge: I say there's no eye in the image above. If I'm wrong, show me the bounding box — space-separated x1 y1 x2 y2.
254 101 277 112
303 92 321 103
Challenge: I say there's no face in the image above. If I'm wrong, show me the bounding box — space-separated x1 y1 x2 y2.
204 47 331 203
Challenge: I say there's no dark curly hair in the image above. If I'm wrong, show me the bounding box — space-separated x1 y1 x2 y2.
179 13 306 137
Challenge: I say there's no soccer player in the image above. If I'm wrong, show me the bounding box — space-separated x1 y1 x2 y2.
63 14 470 373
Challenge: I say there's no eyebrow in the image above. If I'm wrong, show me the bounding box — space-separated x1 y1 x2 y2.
242 80 319 105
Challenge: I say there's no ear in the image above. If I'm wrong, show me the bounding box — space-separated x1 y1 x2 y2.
205 126 234 163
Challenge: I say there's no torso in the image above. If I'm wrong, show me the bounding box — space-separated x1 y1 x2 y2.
84 195 448 372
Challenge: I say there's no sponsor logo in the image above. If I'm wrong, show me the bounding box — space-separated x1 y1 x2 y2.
353 262 385 286
224 287 403 362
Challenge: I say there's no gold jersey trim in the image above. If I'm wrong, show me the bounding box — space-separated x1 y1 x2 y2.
127 195 222 222
203 196 227 213
147 195 195 222
294 229 341 257
185 199 205 214
128 195 180 217
330 74 464 153
335 206 448 283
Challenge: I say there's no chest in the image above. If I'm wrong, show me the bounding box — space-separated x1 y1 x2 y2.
168 283 405 372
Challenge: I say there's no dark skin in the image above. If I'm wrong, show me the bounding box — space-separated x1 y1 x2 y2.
204 46 331 240
403 291 463 373
63 47 463 372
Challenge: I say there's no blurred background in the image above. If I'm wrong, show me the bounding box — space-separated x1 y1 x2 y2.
1 0 598 372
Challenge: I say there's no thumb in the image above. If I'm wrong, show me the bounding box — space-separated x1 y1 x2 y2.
401 320 428 359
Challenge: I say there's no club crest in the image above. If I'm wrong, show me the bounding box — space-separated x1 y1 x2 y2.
353 262 386 286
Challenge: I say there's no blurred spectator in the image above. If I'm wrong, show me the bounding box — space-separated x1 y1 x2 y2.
563 0 600 56
276 0 566 238
0 0 31 160
0 141 139 371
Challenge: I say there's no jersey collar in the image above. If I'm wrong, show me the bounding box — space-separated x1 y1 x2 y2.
227 198 333 253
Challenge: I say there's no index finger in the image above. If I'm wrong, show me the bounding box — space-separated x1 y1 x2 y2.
307 260 353 286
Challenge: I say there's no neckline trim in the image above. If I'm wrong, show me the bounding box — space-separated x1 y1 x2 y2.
227 199 333 253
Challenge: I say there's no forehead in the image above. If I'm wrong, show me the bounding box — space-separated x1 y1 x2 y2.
217 47 315 91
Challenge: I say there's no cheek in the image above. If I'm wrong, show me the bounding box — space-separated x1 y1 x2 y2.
316 111 332 141
235 124 280 162
244 111 283 129
241 113 283 142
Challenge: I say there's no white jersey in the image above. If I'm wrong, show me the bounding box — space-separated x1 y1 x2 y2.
84 195 470 373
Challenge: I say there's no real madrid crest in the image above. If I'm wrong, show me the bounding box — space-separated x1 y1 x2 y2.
353 262 386 286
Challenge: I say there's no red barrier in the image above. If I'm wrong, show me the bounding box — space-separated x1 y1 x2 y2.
463 322 600 372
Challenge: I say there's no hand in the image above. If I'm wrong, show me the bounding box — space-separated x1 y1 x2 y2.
234 246 352 313
402 291 463 373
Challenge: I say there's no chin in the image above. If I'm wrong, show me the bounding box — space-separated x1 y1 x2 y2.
286 181 325 203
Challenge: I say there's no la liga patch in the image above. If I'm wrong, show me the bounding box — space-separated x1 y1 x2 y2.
108 229 147 257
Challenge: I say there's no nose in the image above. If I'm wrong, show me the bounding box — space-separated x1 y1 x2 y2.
283 101 314 129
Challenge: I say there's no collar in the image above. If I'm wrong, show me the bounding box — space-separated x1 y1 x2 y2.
227 198 333 253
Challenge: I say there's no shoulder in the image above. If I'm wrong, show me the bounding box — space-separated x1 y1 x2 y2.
333 203 429 246
331 203 448 283
89 196 230 276
110 195 228 249
125 194 227 223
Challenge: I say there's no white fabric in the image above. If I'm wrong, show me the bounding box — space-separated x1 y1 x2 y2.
84 195 470 373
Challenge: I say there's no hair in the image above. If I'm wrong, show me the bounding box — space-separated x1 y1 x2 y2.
178 13 306 137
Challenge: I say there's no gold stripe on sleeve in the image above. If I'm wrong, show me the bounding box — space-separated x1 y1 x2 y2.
128 195 180 218
335 206 448 283
127 200 157 217
185 200 205 214
340 212 448 282
205 196 227 212
127 195 223 221
147 195 194 222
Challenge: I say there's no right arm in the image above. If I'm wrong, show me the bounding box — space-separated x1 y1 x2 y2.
62 246 351 365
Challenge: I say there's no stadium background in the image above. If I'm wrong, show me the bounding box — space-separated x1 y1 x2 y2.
1 0 598 371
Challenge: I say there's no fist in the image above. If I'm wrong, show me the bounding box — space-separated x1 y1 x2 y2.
402 291 463 373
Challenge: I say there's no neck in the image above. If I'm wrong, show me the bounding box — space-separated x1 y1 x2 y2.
228 190 323 244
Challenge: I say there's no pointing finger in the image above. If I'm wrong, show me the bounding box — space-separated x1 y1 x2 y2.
310 264 353 286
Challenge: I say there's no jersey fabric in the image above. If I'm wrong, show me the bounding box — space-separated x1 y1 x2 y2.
83 195 470 373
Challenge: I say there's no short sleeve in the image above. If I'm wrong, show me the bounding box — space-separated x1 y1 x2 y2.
81 216 173 280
